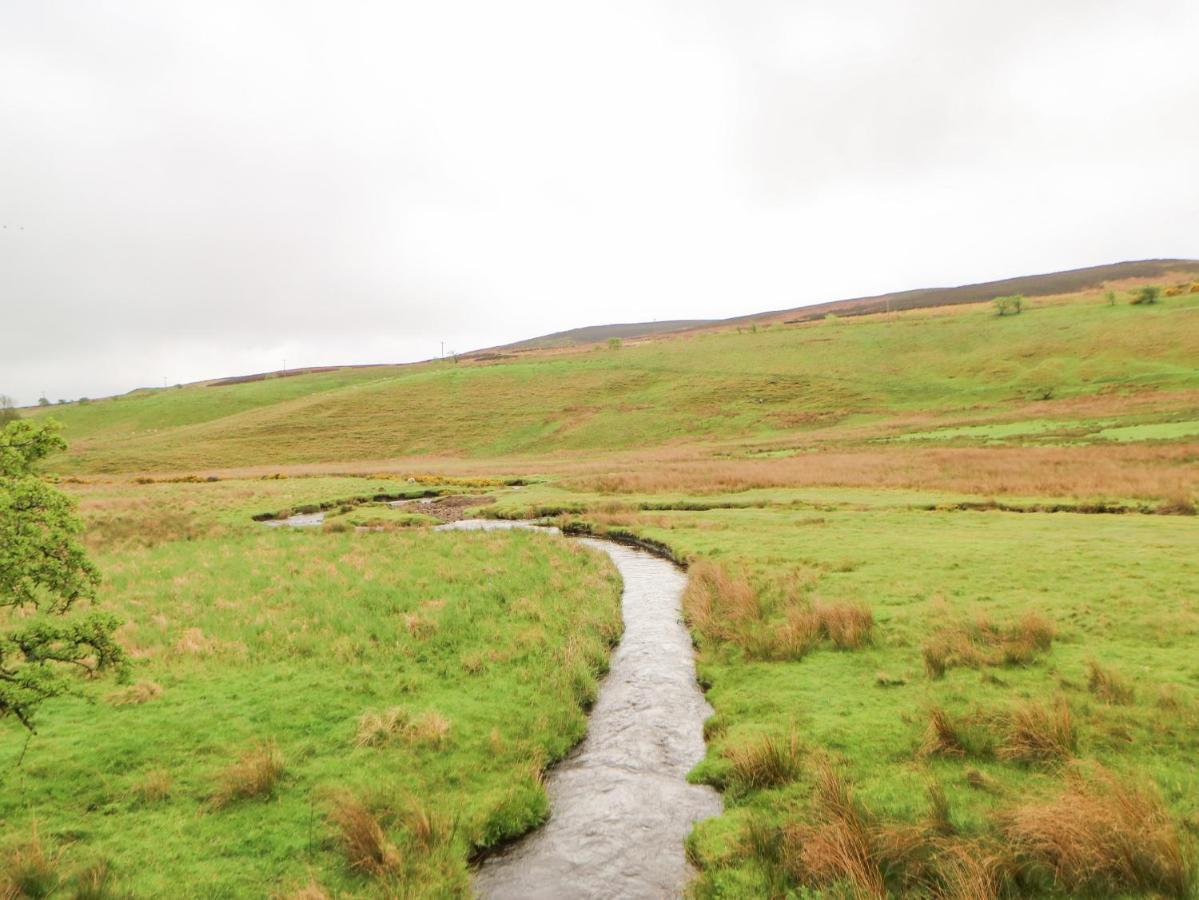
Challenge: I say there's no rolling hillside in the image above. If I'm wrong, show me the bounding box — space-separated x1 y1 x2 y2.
30 273 1199 483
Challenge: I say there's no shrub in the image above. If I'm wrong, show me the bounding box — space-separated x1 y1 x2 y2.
1003 766 1192 898
993 294 1024 316
1105 290 1117 305
725 732 803 792
607 337 622 351
211 739 286 807
1131 285 1162 305
996 699 1076 764
1086 660 1135 704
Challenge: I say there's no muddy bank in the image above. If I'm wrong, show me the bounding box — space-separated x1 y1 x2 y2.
443 520 721 899
390 493 495 522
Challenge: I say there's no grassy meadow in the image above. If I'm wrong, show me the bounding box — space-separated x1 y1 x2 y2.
1 480 622 897
5 279 1199 897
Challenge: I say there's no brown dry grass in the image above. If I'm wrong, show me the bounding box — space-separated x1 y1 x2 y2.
922 613 1055 679
560 442 1199 501
211 739 286 808
132 769 172 804
280 879 330 900
919 707 967 759
725 732 803 792
1087 660 1136 705
354 707 452 749
328 793 402 878
781 760 886 898
106 681 163 706
996 700 1076 765
1003 765 1193 897
0 825 62 900
683 561 873 660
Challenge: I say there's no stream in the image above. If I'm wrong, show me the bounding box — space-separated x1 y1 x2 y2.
442 520 721 899
264 511 721 896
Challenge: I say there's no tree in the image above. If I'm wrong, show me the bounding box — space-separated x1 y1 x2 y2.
37 397 50 407
607 337 622 351
1105 290 1117 306
0 396 19 425
0 419 127 731
1131 285 1161 305
993 294 1024 316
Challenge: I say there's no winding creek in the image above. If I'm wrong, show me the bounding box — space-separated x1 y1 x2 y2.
267 511 721 897
444 520 722 899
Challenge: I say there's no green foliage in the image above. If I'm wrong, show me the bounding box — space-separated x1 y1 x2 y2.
1132 285 1162 305
0 395 19 425
0 419 126 730
993 294 1024 316
607 337 622 350
1105 290 1117 306
37 397 51 407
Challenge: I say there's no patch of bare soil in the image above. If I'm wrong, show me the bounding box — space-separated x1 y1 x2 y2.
395 493 496 522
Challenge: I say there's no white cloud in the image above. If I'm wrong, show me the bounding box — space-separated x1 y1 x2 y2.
1 0 1195 404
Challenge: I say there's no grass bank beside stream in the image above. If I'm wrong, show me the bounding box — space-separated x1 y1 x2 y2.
0 514 621 897
492 489 1199 898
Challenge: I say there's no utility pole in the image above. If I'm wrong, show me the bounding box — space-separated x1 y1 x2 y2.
440 341 445 359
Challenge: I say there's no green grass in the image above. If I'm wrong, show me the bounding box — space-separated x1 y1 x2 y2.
31 292 1199 472
0 525 621 897
522 496 1199 896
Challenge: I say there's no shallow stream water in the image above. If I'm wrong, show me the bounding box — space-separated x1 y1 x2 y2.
441 520 721 899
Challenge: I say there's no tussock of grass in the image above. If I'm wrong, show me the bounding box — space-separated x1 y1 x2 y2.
922 612 1056 679
282 879 330 900
725 732 803 792
780 760 885 898
919 707 967 758
106 680 163 706
996 700 1076 765
211 740 286 807
354 707 452 749
964 768 1003 795
131 769 172 804
1003 766 1192 898
1087 660 1135 705
328 793 402 878
1 826 62 900
684 561 873 660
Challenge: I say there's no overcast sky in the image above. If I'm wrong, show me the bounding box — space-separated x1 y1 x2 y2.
2 0 1196 405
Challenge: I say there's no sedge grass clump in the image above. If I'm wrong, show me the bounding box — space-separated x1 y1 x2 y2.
106 680 163 706
131 768 172 804
1087 660 1135 705
780 760 885 898
1002 766 1192 898
682 561 761 647
811 600 874 649
1 826 62 900
996 699 1076 765
328 793 402 878
918 707 967 758
354 707 452 749
922 611 1055 679
725 731 803 792
211 739 286 807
